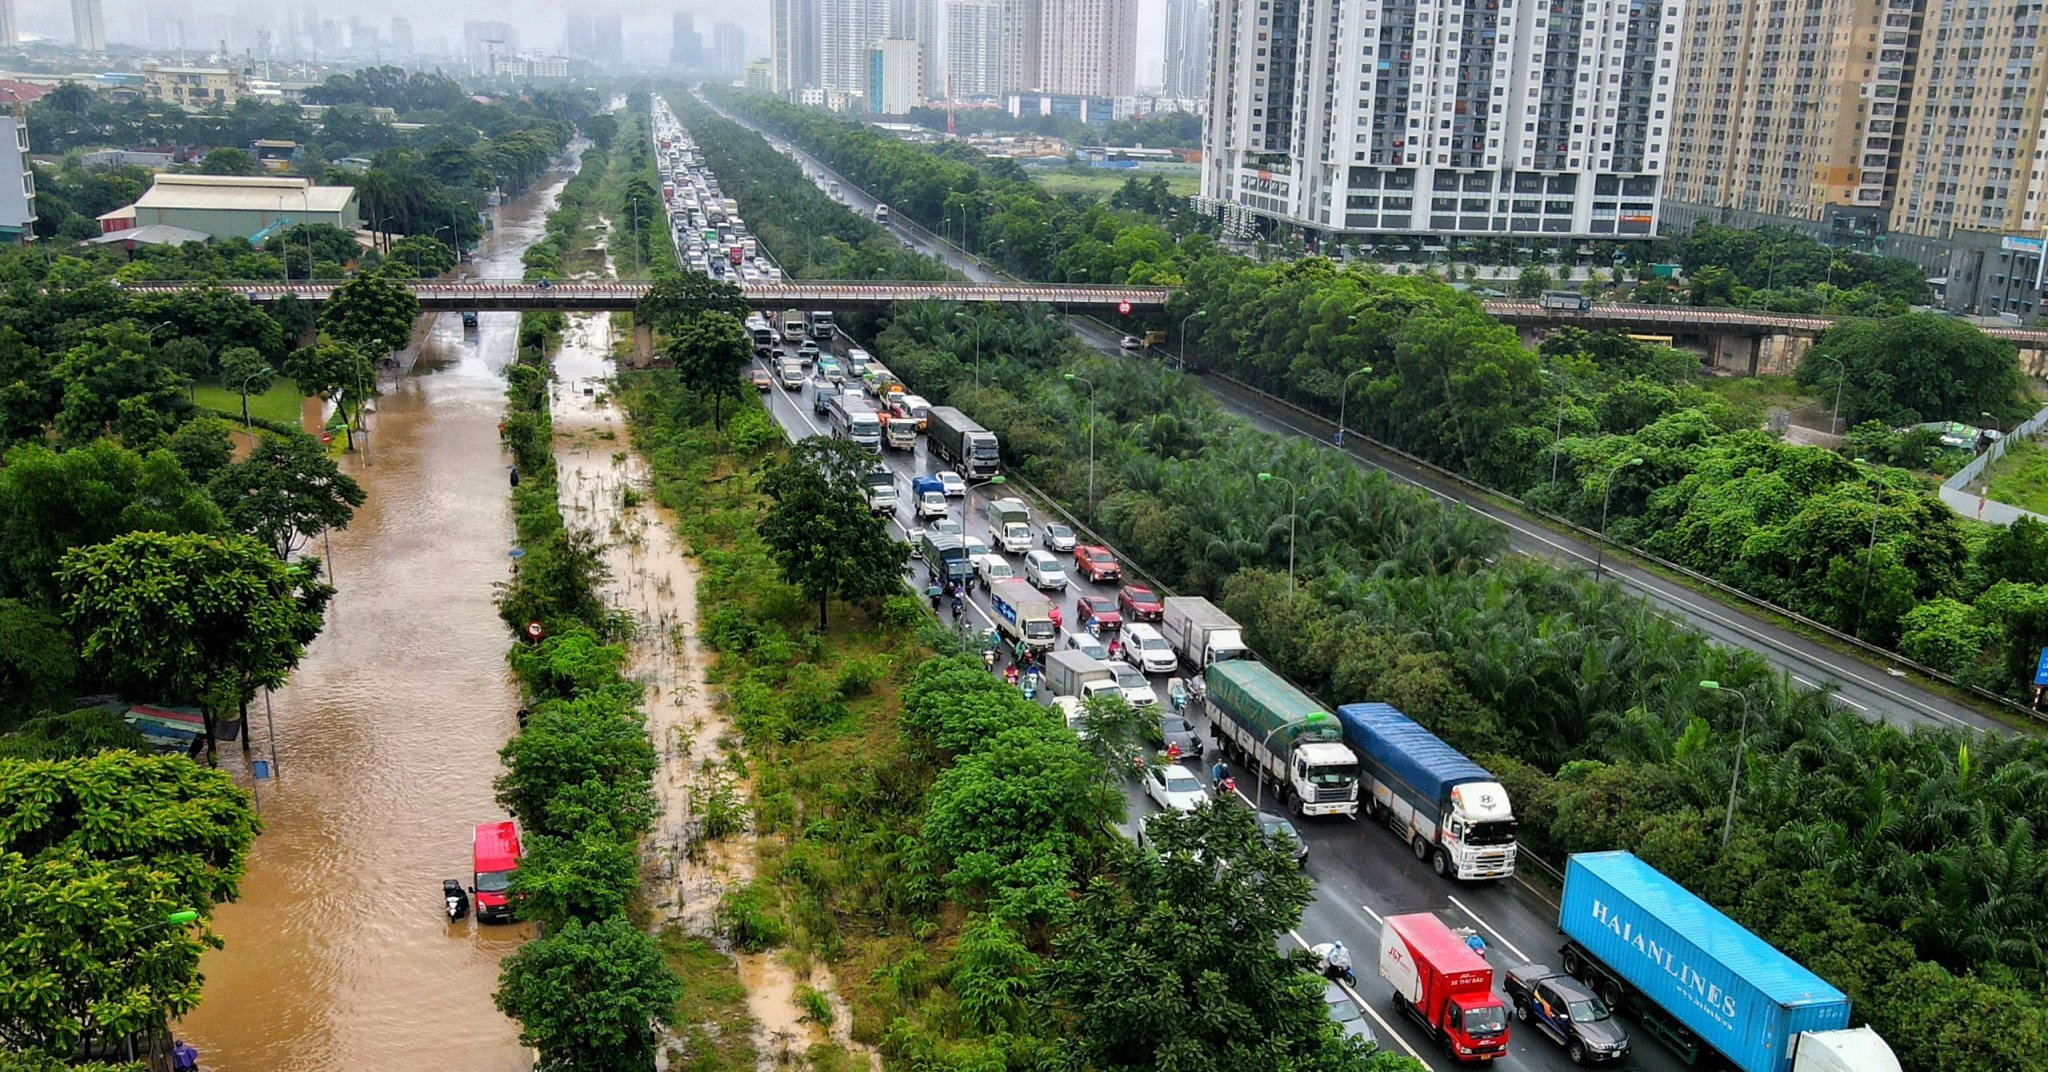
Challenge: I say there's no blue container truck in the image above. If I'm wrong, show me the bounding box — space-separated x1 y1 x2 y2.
1334 703 1518 879
1557 852 1900 1072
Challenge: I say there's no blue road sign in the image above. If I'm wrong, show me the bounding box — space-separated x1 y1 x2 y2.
2033 647 2048 686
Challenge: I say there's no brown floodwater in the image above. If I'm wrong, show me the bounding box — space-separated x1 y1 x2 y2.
174 171 577 1072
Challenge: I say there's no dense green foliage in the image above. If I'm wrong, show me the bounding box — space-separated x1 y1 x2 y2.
712 90 2048 1070
759 437 908 627
1795 313 2024 426
0 751 258 1062
494 915 684 1072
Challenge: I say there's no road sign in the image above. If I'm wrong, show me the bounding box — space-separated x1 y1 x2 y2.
526 621 545 642
2034 647 2048 686
1117 300 1132 315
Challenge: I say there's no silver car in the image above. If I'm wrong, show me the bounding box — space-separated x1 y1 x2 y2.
1042 521 1077 552
1024 550 1069 590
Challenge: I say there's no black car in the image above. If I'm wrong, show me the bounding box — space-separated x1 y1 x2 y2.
814 386 838 417
1157 712 1203 762
1256 812 1308 867
1503 966 1631 1065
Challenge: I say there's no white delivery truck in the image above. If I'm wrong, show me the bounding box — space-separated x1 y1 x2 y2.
1159 596 1249 668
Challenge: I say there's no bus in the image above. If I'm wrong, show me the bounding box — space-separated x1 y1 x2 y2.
746 315 776 351
782 308 809 342
828 393 883 452
1538 289 1591 312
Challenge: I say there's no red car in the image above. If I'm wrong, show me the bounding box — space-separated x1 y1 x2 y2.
1118 584 1163 622
1076 594 1123 634
1074 544 1121 583
749 368 772 391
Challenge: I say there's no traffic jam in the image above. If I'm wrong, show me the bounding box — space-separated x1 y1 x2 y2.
651 98 1902 1072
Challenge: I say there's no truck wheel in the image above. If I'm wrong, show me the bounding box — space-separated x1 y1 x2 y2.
1412 836 1430 863
1560 948 1581 976
1598 979 1623 1010
1568 1040 1587 1065
1431 847 1451 877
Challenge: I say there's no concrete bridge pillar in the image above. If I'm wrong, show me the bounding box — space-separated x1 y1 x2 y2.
1709 332 1759 375
632 322 654 368
1755 332 1814 376
2018 345 2048 379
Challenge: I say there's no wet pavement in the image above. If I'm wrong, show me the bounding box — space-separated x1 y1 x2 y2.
174 169 577 1072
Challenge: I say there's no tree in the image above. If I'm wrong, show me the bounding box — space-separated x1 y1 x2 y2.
58 531 332 762
0 441 225 609
494 915 681 1072
0 752 258 1062
496 527 614 638
495 693 656 841
209 431 367 560
634 274 746 335
508 830 638 929
0 707 143 759
217 345 275 429
663 312 752 431
759 437 906 628
1511 265 1555 299
198 147 255 175
1796 314 2022 425
386 234 458 278
49 327 194 448
0 599 75 728
1047 802 1366 1072
320 268 420 355
265 224 362 280
282 340 375 446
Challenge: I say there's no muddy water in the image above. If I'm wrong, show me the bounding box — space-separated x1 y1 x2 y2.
174 172 575 1072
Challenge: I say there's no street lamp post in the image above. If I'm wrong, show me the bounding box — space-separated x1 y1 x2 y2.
1698 680 1755 848
1335 364 1372 446
1257 472 1299 592
955 311 985 388
1249 712 1333 814
358 341 383 467
1594 456 1644 579
233 364 274 442
1065 373 1097 518
1177 309 1206 371
1824 356 1846 435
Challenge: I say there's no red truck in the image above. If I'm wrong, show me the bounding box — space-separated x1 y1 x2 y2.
1377 913 1510 1062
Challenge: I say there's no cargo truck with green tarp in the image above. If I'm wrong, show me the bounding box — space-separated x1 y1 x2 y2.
1200 660 1360 818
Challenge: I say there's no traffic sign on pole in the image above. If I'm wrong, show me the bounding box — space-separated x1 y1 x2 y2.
1117 300 1132 315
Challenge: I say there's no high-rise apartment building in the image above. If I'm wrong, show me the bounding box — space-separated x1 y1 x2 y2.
1204 0 1681 242
713 22 746 76
1662 0 1913 245
389 17 414 55
0 116 35 245
0 0 18 49
946 0 1003 96
673 12 704 67
819 0 894 92
1037 0 1137 97
464 21 519 76
70 0 105 52
1163 0 1208 99
996 0 1044 94
868 39 926 112
772 0 822 93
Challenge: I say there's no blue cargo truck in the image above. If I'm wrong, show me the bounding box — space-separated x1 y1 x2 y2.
1557 852 1900 1072
1335 703 1518 879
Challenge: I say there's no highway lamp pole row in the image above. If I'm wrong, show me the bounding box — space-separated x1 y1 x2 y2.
1177 308 1205 371
1065 372 1096 519
1594 456 1643 579
954 310 985 389
1697 680 1754 848
1335 363 1372 447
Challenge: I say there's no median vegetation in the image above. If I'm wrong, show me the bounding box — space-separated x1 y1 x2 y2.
713 88 2048 1070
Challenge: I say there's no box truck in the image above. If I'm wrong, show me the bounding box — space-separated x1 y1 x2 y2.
1200 660 1360 817
1378 913 1511 1063
1043 649 1121 702
1553 852 1901 1072
921 533 971 585
910 475 949 518
883 412 917 451
927 406 1000 478
1159 596 1249 668
1335 703 1517 879
982 497 1033 553
989 579 1057 653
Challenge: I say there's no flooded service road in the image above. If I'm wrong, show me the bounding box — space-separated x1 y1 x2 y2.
174 171 573 1072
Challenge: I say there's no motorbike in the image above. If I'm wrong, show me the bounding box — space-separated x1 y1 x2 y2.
1310 941 1357 986
443 878 471 922
1452 925 1487 959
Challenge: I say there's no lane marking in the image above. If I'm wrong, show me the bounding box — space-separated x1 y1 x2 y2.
1286 929 1432 1067
1358 903 1384 925
1446 895 1530 964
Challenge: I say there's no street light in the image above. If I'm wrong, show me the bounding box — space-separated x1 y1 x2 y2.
1594 456 1644 579
1256 471 1299 593
1065 372 1097 518
1250 711 1334 814
1177 309 1207 371
955 310 985 388
1824 356 1846 435
1852 457 1887 630
1541 368 1569 485
357 340 382 467
1697 680 1755 848
1335 364 1372 446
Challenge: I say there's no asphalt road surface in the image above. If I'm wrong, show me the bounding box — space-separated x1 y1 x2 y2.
698 91 2015 741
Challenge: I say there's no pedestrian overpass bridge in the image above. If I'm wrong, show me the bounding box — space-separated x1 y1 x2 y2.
118 279 1176 316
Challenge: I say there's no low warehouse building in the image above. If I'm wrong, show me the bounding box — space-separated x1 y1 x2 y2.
125 174 359 241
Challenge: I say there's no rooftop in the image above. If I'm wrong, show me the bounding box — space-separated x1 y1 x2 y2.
83 223 211 247
136 174 355 214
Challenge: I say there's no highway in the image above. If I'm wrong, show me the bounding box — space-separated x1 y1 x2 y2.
697 92 2016 739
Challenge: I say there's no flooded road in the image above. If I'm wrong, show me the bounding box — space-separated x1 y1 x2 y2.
175 172 576 1072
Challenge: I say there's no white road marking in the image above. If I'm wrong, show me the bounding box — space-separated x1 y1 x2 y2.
1358 903 1384 925
1446 895 1531 964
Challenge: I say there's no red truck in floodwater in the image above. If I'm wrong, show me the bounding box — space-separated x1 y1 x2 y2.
1378 912 1510 1062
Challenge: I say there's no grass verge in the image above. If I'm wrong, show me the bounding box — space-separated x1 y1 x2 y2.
193 379 308 427
658 927 758 1072
1983 436 2048 516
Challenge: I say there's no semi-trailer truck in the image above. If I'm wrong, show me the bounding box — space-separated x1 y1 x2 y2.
927 406 1001 478
1378 913 1512 1063
1554 852 1901 1072
1159 596 1249 668
989 579 1057 653
1200 660 1360 818
1335 703 1517 879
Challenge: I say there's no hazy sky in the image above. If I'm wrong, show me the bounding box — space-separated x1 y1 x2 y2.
19 0 1168 85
